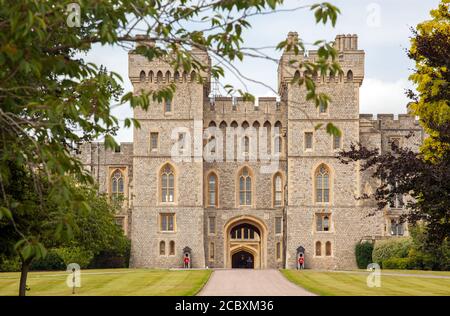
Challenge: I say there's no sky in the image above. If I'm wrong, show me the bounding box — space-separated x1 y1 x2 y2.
84 0 441 142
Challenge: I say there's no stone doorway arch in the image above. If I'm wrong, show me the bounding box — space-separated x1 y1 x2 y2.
224 215 267 269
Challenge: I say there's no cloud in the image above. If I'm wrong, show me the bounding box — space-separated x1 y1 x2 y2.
360 78 413 115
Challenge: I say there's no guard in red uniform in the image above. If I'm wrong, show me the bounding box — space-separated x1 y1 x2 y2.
298 255 305 269
184 255 190 269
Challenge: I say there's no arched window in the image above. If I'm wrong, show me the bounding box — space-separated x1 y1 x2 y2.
243 136 250 155
208 173 218 208
315 165 330 203
159 241 166 255
315 241 322 256
169 241 175 255
190 71 197 82
161 164 175 202
139 70 146 82
274 136 282 153
174 71 180 82
347 70 353 81
274 173 283 207
263 121 271 154
239 167 252 206
111 169 124 201
157 71 163 83
325 241 332 256
165 71 171 82
182 71 187 82
329 71 336 82
149 71 154 83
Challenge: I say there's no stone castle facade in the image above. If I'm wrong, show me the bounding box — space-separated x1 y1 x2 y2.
78 33 424 270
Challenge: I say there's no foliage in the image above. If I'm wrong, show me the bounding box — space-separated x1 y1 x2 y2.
372 238 412 268
30 251 65 271
338 1 449 250
0 255 21 272
1 0 342 295
407 0 450 162
355 242 374 269
53 246 94 269
408 224 450 270
382 257 412 270
89 248 131 269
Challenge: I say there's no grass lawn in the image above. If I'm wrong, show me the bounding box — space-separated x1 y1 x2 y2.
0 268 211 296
281 269 450 296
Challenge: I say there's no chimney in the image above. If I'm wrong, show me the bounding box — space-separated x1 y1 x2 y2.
287 31 299 46
351 34 358 50
334 35 341 51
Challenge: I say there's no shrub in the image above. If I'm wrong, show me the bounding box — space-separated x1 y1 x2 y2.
0 255 21 272
382 257 411 270
30 250 65 271
372 237 412 268
54 246 94 268
355 242 374 269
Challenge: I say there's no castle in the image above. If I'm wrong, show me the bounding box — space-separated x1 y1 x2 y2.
78 33 424 270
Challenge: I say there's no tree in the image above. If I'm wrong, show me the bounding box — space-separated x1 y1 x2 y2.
1 0 341 294
407 0 450 162
0 163 129 294
337 1 450 259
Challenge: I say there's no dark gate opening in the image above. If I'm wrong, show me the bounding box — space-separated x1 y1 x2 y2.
232 251 254 269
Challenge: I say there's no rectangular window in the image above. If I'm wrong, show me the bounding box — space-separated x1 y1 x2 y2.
275 217 282 234
209 242 215 260
276 242 281 260
165 99 172 112
209 217 216 234
160 213 175 232
150 132 159 151
305 132 313 150
319 103 327 113
333 135 341 150
316 214 331 232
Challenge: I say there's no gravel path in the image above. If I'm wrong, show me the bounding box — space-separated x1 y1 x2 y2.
197 269 315 296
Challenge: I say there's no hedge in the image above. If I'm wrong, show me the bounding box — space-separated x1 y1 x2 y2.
372 237 412 268
355 242 374 269
382 257 411 270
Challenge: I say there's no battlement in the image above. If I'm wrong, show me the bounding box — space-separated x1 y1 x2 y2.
204 96 284 116
359 113 421 130
279 32 365 88
128 36 211 84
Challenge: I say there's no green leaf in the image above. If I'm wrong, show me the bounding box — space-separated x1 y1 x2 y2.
0 207 12 220
326 123 341 136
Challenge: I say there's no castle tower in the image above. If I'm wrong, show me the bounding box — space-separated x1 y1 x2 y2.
279 33 378 269
128 39 210 268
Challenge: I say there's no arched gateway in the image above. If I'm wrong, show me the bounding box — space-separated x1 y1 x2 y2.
224 216 267 269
